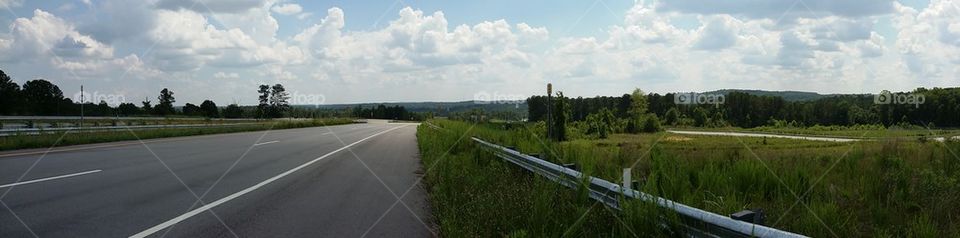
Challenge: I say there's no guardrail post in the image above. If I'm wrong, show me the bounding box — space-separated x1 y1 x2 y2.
730 209 765 225
622 168 632 190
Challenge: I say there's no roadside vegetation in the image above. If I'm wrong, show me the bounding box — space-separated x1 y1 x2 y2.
418 85 960 237
0 118 355 151
418 120 668 237
418 119 960 237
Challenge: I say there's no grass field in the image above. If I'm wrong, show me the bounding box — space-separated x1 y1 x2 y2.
0 118 355 151
417 119 960 237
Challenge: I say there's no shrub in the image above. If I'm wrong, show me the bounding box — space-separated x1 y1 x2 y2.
626 117 641 134
585 108 616 138
664 107 680 126
641 114 662 133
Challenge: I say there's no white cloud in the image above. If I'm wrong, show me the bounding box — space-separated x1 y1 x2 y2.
692 15 742 50
154 0 268 13
857 32 885 57
3 0 958 104
0 0 22 8
656 0 897 19
214 71 240 79
293 7 345 59
271 3 302 15
296 12 312 20
214 3 280 43
1 9 115 63
892 0 960 80
616 3 688 45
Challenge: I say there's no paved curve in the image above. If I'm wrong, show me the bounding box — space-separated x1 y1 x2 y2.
669 130 960 143
0 122 432 237
667 130 861 142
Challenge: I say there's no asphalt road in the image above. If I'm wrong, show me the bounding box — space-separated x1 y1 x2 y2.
667 130 861 142
0 122 432 237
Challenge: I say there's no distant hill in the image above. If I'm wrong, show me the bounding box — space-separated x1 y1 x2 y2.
703 89 829 101
294 101 527 115
295 90 826 113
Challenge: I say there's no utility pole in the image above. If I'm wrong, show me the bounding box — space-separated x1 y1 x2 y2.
80 85 84 130
546 83 552 141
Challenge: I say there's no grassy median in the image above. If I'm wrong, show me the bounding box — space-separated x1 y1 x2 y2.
417 119 960 237
0 118 356 151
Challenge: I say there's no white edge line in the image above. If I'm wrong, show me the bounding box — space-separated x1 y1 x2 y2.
252 140 280 146
0 170 102 189
129 125 407 238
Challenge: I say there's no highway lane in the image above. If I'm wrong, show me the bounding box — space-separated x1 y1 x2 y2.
0 122 431 237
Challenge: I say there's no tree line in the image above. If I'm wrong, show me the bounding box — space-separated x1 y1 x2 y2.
353 104 424 120
0 69 301 119
526 89 662 141
527 87 960 129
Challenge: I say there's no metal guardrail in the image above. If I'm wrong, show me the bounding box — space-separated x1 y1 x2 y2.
0 123 262 137
472 137 807 238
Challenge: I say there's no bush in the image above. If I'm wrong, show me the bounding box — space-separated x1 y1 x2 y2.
626 117 641 134
664 107 680 126
641 114 662 133
692 107 708 127
585 108 616 138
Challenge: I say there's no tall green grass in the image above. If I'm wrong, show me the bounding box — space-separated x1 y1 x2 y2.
0 118 355 151
418 119 960 237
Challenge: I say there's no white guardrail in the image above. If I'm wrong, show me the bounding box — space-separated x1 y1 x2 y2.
472 137 807 238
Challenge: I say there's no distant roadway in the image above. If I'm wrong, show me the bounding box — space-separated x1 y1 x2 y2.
667 130 860 142
669 130 960 142
0 121 432 237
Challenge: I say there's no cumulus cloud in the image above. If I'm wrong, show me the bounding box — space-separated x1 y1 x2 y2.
293 7 345 59
214 3 280 43
271 3 302 15
293 7 546 73
858 32 885 57
615 3 688 45
693 15 742 50
0 9 114 62
656 0 896 19
893 0 960 79
154 0 267 13
3 0 958 104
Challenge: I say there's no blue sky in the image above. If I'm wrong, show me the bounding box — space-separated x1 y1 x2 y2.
0 0 957 105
